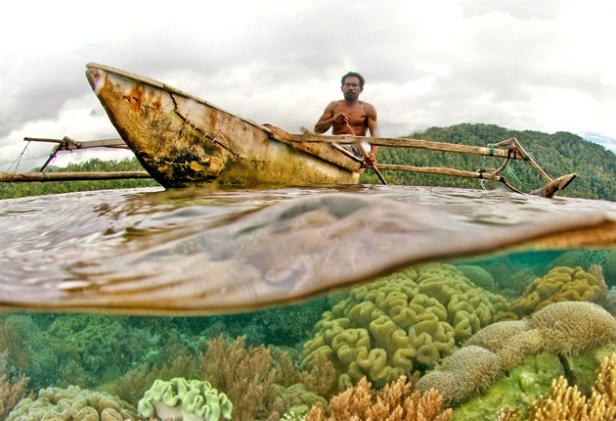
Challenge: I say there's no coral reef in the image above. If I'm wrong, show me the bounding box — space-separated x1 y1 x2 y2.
7 385 139 420
138 377 232 421
416 301 616 405
302 264 509 392
305 375 452 421
509 266 608 318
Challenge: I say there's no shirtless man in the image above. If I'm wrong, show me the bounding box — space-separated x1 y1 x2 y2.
314 72 379 166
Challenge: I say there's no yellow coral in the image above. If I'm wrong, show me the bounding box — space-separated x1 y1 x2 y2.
302 264 508 392
510 266 608 318
527 374 616 421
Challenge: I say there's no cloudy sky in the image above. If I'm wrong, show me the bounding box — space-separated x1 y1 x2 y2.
1 0 615 171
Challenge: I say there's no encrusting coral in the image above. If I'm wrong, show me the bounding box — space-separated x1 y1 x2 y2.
305 375 452 421
302 264 509 393
138 377 233 421
416 301 616 406
509 266 608 318
7 385 139 421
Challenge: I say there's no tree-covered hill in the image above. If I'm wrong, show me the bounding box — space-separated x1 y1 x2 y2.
361 123 616 201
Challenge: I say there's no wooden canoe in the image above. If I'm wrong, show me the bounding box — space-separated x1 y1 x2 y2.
86 63 363 188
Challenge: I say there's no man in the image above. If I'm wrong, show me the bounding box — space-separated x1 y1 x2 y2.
314 72 379 166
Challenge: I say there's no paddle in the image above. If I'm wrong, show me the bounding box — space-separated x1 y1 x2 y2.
344 121 388 185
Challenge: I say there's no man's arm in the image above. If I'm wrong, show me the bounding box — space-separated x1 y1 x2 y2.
366 103 379 164
315 101 343 133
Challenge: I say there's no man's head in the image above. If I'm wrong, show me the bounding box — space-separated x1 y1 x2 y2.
341 71 364 102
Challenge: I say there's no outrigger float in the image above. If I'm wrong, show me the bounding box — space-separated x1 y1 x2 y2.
1 63 576 198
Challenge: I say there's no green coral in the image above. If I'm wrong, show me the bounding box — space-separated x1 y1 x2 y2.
138 377 232 421
302 264 509 391
509 266 608 318
7 385 139 421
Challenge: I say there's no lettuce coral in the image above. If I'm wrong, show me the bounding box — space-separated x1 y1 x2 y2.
302 264 509 392
509 266 608 318
138 377 232 421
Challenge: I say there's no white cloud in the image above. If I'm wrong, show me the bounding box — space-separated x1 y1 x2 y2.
2 0 616 170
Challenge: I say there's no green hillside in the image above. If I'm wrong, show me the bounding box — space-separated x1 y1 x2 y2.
361 123 616 201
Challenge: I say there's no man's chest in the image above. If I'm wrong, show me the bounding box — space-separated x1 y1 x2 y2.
334 103 366 123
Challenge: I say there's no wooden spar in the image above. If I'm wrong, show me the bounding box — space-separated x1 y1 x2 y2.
23 136 130 171
24 137 129 150
377 163 505 181
283 132 527 160
0 171 151 182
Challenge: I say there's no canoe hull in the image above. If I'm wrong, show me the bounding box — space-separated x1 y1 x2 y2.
86 64 361 187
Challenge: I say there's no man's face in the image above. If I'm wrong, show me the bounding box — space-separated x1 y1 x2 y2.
342 76 362 102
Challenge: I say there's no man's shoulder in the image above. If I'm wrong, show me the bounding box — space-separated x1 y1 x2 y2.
359 101 377 112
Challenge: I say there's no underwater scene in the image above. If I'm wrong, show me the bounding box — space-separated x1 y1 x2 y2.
1 185 616 420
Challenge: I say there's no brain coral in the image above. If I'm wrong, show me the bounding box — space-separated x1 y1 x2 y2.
302 263 509 392
509 266 608 318
7 385 139 421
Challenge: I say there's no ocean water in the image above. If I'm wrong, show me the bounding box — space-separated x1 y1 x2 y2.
1 185 615 420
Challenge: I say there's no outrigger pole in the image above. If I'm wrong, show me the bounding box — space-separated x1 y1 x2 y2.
269 129 576 198
0 137 150 183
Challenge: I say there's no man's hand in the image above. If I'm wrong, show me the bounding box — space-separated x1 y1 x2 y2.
364 152 377 167
333 113 350 125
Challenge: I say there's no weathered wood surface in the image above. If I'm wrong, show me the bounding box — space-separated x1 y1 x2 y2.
0 171 151 182
86 63 362 188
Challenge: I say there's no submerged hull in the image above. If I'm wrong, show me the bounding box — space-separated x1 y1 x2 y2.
85 63 362 188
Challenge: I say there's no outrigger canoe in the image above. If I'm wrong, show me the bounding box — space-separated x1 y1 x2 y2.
85 63 576 196
86 63 362 188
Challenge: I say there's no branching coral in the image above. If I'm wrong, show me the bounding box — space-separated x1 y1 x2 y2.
200 335 317 420
527 376 616 420
302 264 509 393
305 376 452 421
